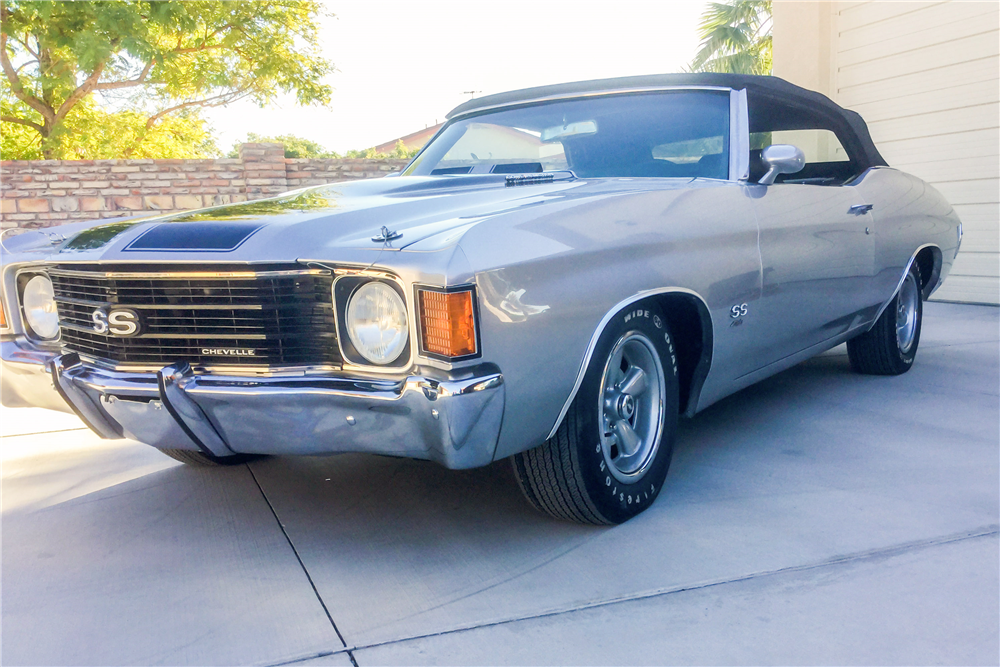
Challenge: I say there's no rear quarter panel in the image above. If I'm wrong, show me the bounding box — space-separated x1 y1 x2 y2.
857 167 961 302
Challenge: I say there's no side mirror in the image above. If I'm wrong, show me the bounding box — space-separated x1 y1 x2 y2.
759 144 805 185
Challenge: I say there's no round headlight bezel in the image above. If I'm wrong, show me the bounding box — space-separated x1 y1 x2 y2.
344 280 409 366
19 273 61 342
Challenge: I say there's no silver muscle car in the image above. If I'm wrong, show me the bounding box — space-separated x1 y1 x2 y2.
0 74 962 524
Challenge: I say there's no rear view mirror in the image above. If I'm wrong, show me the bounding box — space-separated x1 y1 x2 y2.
541 120 597 142
759 144 805 185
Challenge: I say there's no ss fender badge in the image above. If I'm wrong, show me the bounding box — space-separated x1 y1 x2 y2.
730 302 748 328
92 307 141 337
201 348 257 357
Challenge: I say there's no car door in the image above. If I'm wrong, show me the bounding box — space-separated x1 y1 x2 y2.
748 152 875 367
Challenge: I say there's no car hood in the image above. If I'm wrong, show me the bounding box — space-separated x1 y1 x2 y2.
5 174 602 264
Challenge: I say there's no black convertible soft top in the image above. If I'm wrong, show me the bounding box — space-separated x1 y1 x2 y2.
446 73 888 170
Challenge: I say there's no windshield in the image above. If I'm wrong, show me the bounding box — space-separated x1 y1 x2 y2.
404 91 731 179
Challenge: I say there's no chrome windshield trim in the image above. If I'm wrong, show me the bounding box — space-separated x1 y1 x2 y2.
730 87 750 182
448 86 734 120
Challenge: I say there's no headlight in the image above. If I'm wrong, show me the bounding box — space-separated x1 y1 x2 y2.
346 281 408 364
21 274 60 340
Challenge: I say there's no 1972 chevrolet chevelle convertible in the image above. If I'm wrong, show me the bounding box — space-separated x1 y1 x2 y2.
1 74 962 524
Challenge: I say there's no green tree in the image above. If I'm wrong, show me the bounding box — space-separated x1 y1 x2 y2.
3 97 218 159
227 132 339 159
689 0 772 75
344 141 420 160
1 0 332 158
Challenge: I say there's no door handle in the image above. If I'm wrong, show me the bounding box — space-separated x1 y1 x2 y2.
848 203 874 215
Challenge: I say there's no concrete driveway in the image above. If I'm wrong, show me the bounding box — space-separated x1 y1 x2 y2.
3 301 998 666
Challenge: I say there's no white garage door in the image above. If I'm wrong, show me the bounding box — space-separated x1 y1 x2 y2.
775 1 999 304
835 1 999 304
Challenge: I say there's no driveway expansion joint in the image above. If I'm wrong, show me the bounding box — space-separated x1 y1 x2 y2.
323 525 999 657
246 462 353 662
1 427 88 438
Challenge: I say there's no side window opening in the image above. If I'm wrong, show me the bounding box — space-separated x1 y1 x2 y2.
748 99 859 185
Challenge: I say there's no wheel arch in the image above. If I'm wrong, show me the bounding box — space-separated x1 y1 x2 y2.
546 288 714 439
914 245 943 299
870 243 942 330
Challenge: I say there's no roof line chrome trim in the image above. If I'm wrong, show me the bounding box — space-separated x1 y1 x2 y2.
449 86 734 120
868 243 940 330
546 286 713 441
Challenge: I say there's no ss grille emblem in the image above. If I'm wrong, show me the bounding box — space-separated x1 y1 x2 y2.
92 308 141 337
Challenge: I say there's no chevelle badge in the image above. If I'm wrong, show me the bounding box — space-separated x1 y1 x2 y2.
200 348 257 357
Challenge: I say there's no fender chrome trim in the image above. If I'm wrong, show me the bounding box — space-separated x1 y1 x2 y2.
546 287 713 441
869 243 940 331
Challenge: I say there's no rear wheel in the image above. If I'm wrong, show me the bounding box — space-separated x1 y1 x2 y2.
848 262 923 375
159 449 258 466
512 304 679 524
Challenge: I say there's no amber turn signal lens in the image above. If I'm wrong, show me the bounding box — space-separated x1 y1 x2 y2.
418 289 477 358
0 298 7 330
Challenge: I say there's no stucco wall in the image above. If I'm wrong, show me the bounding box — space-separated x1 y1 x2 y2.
773 1 1000 305
0 143 409 229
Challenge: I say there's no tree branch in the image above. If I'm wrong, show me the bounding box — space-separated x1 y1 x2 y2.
143 88 253 129
0 32 54 124
14 58 37 75
1 114 44 133
172 43 227 55
11 32 39 60
94 59 153 91
53 60 106 123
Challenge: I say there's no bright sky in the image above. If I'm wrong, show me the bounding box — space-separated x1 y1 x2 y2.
204 0 710 155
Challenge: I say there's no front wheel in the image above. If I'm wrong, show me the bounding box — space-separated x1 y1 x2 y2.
512 304 679 524
848 262 923 375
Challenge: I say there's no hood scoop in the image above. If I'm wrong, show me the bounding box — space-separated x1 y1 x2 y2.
124 221 265 252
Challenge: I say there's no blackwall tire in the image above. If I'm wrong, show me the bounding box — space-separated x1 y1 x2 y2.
847 262 923 376
159 449 259 466
512 303 680 524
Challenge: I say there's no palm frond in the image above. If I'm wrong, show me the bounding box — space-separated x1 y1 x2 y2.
690 0 772 76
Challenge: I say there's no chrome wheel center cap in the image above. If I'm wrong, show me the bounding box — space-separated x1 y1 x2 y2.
617 394 636 420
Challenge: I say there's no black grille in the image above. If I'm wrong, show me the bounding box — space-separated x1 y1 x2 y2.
49 264 341 369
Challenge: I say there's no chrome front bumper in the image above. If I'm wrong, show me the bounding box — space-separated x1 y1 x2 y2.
0 339 505 469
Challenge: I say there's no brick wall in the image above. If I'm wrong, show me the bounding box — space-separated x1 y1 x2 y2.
0 142 410 229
